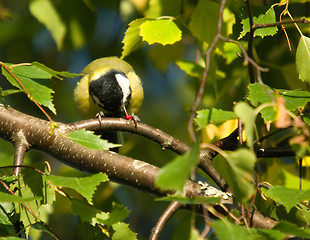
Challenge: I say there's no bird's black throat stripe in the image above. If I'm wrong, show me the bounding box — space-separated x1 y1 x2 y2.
89 69 132 117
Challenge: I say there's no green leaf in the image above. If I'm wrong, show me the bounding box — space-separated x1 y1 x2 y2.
1 63 56 114
29 0 66 50
140 19 182 46
195 108 238 130
239 6 278 39
112 222 137 240
0 192 41 203
121 18 147 59
226 149 255 202
71 199 109 226
279 88 310 110
273 221 310 239
247 83 276 122
155 143 199 192
189 0 220 44
100 202 130 226
264 186 310 212
12 163 50 237
247 83 310 122
296 34 310 83
67 129 121 151
176 60 204 78
214 149 255 202
234 102 255 150
45 173 108 203
0 202 16 236
213 219 251 240
213 219 285 240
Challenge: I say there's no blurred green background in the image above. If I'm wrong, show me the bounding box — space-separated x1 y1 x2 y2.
0 0 309 239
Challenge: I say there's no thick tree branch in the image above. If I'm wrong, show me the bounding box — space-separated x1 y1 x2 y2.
0 105 279 229
0 105 201 197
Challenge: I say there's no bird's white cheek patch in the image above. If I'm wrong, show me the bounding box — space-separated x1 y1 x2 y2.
115 73 131 104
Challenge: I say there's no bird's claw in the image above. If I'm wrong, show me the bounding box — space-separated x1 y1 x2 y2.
126 113 140 128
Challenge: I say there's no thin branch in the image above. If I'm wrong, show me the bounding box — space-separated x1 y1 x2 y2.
218 35 269 73
0 179 60 239
149 201 182 240
0 62 55 123
12 130 29 176
244 0 255 83
188 0 227 142
252 18 310 30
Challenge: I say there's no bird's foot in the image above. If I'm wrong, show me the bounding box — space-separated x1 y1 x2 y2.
125 113 140 128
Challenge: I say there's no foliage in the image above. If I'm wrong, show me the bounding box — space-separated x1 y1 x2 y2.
0 0 310 239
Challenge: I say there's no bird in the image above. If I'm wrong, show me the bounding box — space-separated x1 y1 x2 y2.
74 56 144 147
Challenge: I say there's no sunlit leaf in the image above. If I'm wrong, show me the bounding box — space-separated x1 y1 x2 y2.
121 18 147 59
239 6 278 39
140 19 182 45
296 34 310 83
112 222 137 240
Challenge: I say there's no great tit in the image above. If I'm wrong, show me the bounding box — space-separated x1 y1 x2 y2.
74 56 143 119
74 57 144 146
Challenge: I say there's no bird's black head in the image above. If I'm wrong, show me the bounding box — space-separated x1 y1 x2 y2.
89 69 132 117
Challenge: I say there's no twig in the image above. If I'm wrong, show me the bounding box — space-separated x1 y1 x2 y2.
188 0 227 142
299 158 303 190
149 201 182 240
244 0 255 83
253 18 310 30
0 62 55 123
12 130 29 176
218 35 269 73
